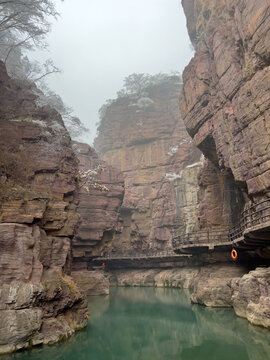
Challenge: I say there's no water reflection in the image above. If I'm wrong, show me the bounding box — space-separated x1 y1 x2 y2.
3 287 270 360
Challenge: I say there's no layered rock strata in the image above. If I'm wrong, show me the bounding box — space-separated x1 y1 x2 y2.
179 0 270 328
94 77 202 254
232 267 270 329
72 270 109 296
109 268 199 289
0 62 88 353
196 158 245 229
180 0 270 203
190 264 248 307
71 142 124 270
190 265 270 329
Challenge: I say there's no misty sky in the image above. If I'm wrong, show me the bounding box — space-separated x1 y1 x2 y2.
31 0 193 144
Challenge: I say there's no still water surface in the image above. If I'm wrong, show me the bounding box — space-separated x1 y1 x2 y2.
3 287 270 360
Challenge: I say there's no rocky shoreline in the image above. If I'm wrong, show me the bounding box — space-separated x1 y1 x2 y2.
79 264 270 330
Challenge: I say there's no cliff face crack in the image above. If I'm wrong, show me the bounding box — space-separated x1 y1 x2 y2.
248 5 270 40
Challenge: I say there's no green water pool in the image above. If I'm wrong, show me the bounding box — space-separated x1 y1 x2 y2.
3 287 270 360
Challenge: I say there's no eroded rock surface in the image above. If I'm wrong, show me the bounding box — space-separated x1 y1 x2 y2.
0 62 88 354
110 268 199 289
190 264 248 307
232 267 270 328
72 270 110 296
197 159 245 229
180 0 270 327
95 77 202 254
71 142 124 269
190 264 270 329
180 0 270 202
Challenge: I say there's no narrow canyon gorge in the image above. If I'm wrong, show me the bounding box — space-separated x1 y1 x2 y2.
0 0 270 355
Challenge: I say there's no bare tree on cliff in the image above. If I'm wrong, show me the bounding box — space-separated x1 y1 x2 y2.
0 0 59 49
0 0 61 80
36 83 90 140
0 1 89 141
118 72 181 97
97 72 182 126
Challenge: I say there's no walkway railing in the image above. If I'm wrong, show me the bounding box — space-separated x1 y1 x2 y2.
97 249 184 260
172 229 229 249
229 198 270 241
173 198 270 250
94 199 270 260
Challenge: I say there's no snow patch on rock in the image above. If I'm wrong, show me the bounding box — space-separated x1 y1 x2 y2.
165 172 182 181
168 145 179 156
186 162 201 169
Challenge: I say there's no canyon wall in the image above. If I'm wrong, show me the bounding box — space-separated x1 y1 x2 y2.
0 62 88 353
179 0 270 328
71 141 124 276
180 0 270 204
94 77 202 254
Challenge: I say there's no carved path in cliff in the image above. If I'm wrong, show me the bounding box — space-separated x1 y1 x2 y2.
173 199 270 254
95 250 190 260
91 250 191 270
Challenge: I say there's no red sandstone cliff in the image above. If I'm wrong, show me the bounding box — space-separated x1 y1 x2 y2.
181 0 270 205
0 62 88 354
71 141 124 269
94 76 202 254
179 0 270 328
